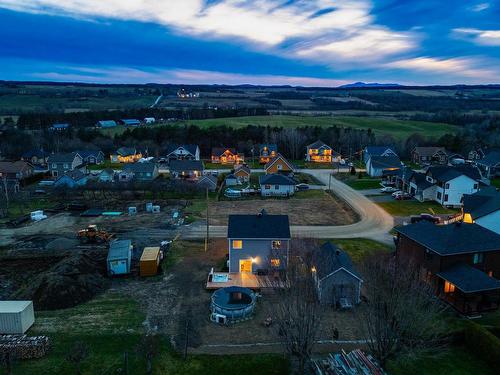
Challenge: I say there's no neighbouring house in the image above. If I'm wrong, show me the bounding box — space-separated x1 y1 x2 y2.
169 160 204 179
462 187 500 234
312 242 363 307
121 119 141 126
211 147 244 164
476 149 500 179
49 123 70 131
54 169 88 188
467 148 486 161
21 149 49 166
227 210 291 273
122 162 159 182
77 150 105 165
233 164 251 183
395 221 500 315
144 117 156 124
0 161 34 181
164 144 200 161
259 144 278 164
225 173 239 186
110 147 142 163
366 155 401 177
306 140 339 163
363 146 398 164
118 169 135 182
47 152 83 178
96 120 117 128
264 153 294 174
411 147 449 165
259 174 296 197
197 174 218 191
99 168 115 182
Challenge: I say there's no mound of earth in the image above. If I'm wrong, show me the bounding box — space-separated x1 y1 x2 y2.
15 251 110 310
45 237 79 251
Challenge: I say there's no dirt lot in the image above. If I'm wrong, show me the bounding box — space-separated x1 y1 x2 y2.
210 192 358 226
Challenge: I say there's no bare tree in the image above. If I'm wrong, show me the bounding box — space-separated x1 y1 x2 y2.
358 254 449 366
264 239 323 374
65 341 89 375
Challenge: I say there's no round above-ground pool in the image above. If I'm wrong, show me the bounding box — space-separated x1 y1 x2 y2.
211 286 256 323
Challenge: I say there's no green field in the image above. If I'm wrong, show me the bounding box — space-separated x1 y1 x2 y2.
185 115 458 140
328 238 393 263
377 200 458 216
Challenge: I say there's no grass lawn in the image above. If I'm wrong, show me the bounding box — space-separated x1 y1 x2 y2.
185 115 458 140
0 198 56 222
326 238 393 263
491 178 500 188
293 189 327 199
387 347 495 375
346 178 382 190
376 200 458 216
86 160 123 171
13 291 288 375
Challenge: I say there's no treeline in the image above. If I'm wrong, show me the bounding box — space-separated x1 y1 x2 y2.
16 107 268 129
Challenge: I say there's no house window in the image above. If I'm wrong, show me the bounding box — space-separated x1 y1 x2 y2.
277 164 282 170
444 281 455 293
52 171 58 177
270 259 280 267
64 163 69 169
232 240 243 249
444 194 448 202
437 192 442 200
445 183 450 189
265 184 270 189
272 240 282 249
488 271 493 277
473 253 484 264
473 184 478 190
52 163 56 169
274 185 279 189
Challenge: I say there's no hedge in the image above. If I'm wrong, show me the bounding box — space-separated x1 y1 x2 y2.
463 320 500 368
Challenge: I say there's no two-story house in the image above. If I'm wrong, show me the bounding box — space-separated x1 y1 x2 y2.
47 152 83 178
110 147 142 163
0 161 34 193
363 146 398 164
462 187 500 235
395 221 500 315
169 160 204 179
122 162 159 182
476 149 500 179
21 149 49 166
227 210 291 273
77 150 105 165
264 154 294 174
211 148 244 164
305 140 339 163
366 155 401 177
411 147 449 165
259 174 296 197
259 144 278 164
164 144 200 162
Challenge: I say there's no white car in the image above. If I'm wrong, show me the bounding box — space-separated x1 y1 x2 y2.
391 190 403 197
380 186 398 193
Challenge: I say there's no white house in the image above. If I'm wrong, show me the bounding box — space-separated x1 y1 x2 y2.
463 187 500 234
366 155 401 177
164 144 200 161
425 166 481 207
259 174 296 197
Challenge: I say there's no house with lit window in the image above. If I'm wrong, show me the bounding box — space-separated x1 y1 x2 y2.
305 140 339 163
163 144 200 162
211 147 244 164
259 144 278 164
227 210 291 274
233 164 251 183
366 155 401 177
363 146 398 164
264 153 294 174
259 174 296 197
169 160 204 180
47 152 83 178
462 187 500 235
110 147 143 163
395 221 500 315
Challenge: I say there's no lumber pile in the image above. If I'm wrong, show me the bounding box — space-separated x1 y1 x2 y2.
313 349 386 375
0 335 51 359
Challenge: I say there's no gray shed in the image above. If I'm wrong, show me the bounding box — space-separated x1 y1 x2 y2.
107 240 132 276
313 242 363 307
0 301 35 334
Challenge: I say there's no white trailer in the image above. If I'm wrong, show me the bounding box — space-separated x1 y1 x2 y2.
0 301 35 334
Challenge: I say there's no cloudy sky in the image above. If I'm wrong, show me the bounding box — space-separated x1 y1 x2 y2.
0 0 499 86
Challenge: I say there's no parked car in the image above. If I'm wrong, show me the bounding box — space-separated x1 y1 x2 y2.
394 192 411 200
380 186 398 193
296 183 309 191
391 190 403 198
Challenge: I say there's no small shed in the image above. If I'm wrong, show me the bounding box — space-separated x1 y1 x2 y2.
107 240 132 276
140 247 161 277
225 173 239 186
0 301 35 334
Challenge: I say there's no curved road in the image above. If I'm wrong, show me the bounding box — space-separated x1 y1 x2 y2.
182 169 394 245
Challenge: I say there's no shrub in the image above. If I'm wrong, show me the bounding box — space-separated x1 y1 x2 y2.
463 321 500 368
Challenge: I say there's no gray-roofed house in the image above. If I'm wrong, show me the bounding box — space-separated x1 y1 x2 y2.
476 149 500 178
411 146 449 165
227 210 291 273
463 187 500 234
97 120 117 128
259 174 296 197
312 242 363 307
305 140 340 163
164 144 200 161
47 152 83 178
122 162 159 181
99 168 116 183
197 174 218 192
54 169 88 188
169 160 204 179
121 119 141 126
110 147 142 163
225 173 239 186
233 164 251 183
21 149 49 166
395 221 500 314
77 150 105 165
366 155 401 177
363 146 398 164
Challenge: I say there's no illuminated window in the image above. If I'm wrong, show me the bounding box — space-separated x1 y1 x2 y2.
270 259 280 267
444 281 455 293
272 240 282 249
232 240 243 249
488 270 493 277
473 253 484 264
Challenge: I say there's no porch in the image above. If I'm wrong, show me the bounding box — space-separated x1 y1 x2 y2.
206 271 284 290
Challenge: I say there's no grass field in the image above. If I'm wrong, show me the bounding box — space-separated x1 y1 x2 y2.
345 178 382 190
327 238 393 263
491 178 500 188
185 115 458 140
377 200 458 216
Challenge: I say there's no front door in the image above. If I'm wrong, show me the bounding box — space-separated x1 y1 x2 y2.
239 259 252 273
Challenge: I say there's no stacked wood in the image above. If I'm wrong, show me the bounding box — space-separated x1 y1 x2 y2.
313 349 386 375
0 335 51 359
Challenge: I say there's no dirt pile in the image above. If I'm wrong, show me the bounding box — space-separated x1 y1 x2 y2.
45 237 79 251
14 251 110 310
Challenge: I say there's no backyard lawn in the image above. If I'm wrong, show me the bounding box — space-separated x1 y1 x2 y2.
491 178 500 188
376 200 458 216
335 174 381 190
326 238 393 263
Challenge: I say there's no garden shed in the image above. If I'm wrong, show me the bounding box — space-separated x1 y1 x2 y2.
140 247 161 277
107 240 132 276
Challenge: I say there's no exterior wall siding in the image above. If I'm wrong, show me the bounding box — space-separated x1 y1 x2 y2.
476 212 500 235
318 270 361 305
228 238 289 273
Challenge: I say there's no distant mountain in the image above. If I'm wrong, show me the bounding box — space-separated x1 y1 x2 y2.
339 82 402 88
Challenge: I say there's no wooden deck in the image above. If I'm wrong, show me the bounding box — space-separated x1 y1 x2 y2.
206 272 281 290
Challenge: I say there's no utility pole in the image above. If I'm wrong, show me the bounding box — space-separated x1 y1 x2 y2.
328 173 332 192
205 187 209 252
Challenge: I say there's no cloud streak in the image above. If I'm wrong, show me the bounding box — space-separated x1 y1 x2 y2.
453 28 500 46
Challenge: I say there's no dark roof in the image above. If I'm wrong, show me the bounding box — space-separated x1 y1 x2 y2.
58 169 86 181
212 147 237 156
307 140 331 149
77 150 103 159
368 155 401 169
169 160 204 172
225 173 236 180
478 150 500 167
97 120 117 127
259 174 296 186
410 172 434 190
427 165 481 182
365 146 396 156
47 152 80 163
123 162 157 174
437 264 500 293
0 161 33 174
463 187 500 220
315 242 362 281
50 123 70 129
116 147 137 156
395 222 500 255
234 165 251 175
413 146 446 157
228 210 290 239
264 154 295 171
100 168 115 175
22 149 47 159
165 144 199 156
122 119 141 125
197 175 217 186
259 144 278 153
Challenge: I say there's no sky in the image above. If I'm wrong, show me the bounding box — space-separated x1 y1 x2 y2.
0 0 499 86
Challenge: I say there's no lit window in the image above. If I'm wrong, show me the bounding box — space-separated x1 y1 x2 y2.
232 240 243 249
488 271 493 277
473 253 484 264
444 281 455 293
272 240 282 249
270 259 280 267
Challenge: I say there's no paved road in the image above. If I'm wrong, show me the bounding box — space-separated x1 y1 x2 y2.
182 169 395 245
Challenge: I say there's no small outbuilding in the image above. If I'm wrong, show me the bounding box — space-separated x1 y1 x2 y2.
107 240 132 276
0 301 35 334
140 247 161 277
